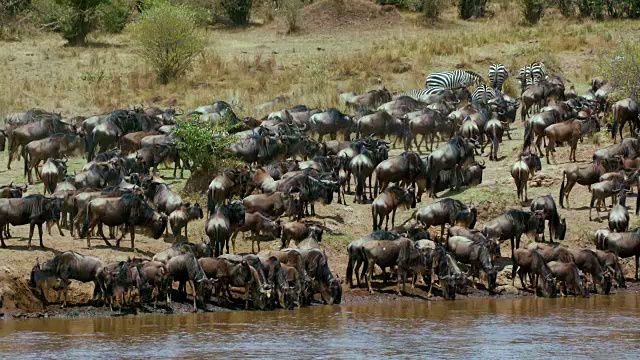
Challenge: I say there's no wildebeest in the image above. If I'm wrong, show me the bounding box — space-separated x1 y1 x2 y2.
7 115 75 170
300 249 342 304
30 251 104 307
412 198 477 236
428 244 465 300
371 185 416 231
40 158 68 195
0 194 60 249
609 189 630 232
168 202 204 240
483 118 504 161
165 253 212 311
589 177 627 221
559 160 617 209
511 159 531 202
205 200 246 256
230 212 282 254
611 97 639 143
280 221 324 249
345 231 400 288
544 117 599 164
482 209 545 259
82 193 167 249
592 249 626 287
530 195 566 241
143 178 183 215
341 88 392 110
568 249 612 294
309 108 353 141
446 236 497 292
23 133 82 184
547 261 588 297
425 136 479 198
243 192 292 219
373 151 425 196
511 248 556 297
596 229 640 280
207 168 249 214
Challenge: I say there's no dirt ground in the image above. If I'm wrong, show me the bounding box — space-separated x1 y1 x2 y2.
2 1 640 319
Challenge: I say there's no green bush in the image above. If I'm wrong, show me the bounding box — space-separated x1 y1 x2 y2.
578 0 605 19
173 115 240 173
423 0 441 19
131 2 205 84
32 0 110 45
98 0 135 34
597 41 640 98
458 0 488 20
1 0 31 39
520 0 545 24
220 0 253 25
280 0 302 33
557 0 575 17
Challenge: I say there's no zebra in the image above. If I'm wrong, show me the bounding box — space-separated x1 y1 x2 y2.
424 70 485 90
471 85 496 104
488 63 509 92
517 62 548 92
394 87 447 101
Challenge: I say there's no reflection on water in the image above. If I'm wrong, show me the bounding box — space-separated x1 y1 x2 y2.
1 293 639 359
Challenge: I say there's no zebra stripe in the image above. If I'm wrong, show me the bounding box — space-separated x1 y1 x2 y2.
425 70 485 90
395 87 447 101
472 85 496 103
517 62 548 89
488 63 508 91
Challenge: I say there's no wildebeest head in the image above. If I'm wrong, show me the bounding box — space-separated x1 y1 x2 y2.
542 273 557 297
43 196 62 222
533 209 545 235
150 212 168 239
223 200 246 226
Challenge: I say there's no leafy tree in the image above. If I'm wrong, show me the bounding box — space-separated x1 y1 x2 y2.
220 0 253 25
597 41 640 98
130 2 205 84
53 0 112 45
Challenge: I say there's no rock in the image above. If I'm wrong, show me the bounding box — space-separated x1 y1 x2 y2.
497 265 513 286
496 285 519 295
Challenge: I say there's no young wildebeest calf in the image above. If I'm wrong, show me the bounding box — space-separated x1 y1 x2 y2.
371 185 416 231
511 248 557 297
230 212 282 254
168 202 204 241
547 261 588 297
530 195 567 242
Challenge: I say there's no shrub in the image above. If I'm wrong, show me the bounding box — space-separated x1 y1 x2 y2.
458 0 488 20
38 0 112 45
520 0 545 25
578 0 605 19
423 0 441 19
557 0 575 17
597 41 640 98
98 0 135 34
130 2 205 84
172 115 240 174
220 0 253 25
280 0 302 33
0 0 31 40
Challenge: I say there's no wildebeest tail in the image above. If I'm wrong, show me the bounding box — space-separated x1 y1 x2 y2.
492 126 499 158
559 171 566 208
515 169 523 199
611 104 618 140
207 188 216 217
23 148 29 178
371 205 377 231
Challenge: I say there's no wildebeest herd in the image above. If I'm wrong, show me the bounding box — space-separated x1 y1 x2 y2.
2 61 640 313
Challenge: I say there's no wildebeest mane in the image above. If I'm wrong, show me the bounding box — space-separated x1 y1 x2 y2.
370 230 401 240
504 209 533 235
23 194 46 218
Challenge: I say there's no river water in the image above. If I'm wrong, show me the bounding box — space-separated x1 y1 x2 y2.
1 293 639 359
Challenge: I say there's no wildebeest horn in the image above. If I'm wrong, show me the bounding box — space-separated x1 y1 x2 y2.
477 159 486 168
9 181 13 187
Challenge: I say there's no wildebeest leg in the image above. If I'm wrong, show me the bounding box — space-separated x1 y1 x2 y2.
62 277 69 307
189 280 197 312
427 267 435 297
366 261 376 294
397 266 404 296
391 209 397 230
636 255 639 281
28 223 35 250
0 226 5 248
37 223 44 248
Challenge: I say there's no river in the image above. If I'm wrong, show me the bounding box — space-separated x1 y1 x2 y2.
1 293 639 359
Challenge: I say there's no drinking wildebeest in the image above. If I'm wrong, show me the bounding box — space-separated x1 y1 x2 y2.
280 221 324 249
165 253 212 312
168 202 204 240
136 260 168 308
528 243 575 264
82 193 167 249
371 185 416 231
547 261 588 297
0 194 60 250
568 249 612 294
596 229 640 280
396 239 432 295
530 195 567 241
300 249 341 305
592 249 626 287
205 200 246 256
428 244 465 300
30 251 105 307
41 158 68 193
258 255 295 309
511 248 557 297
446 236 498 292
608 189 630 232
230 212 282 254
425 136 479 198
482 209 545 259
412 198 477 237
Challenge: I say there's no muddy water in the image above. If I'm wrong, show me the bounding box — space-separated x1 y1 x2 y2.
1 293 640 359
